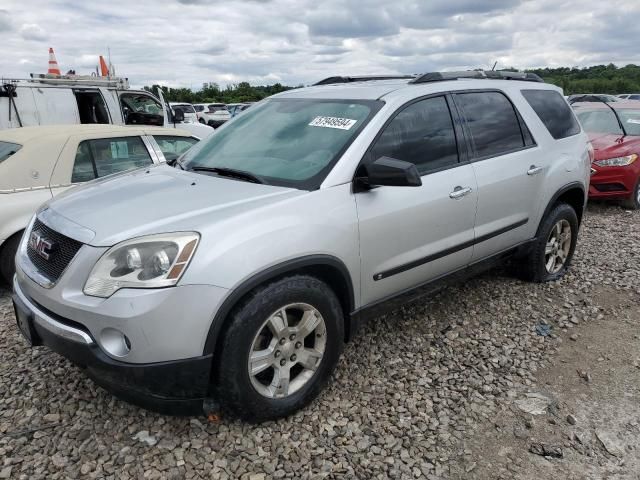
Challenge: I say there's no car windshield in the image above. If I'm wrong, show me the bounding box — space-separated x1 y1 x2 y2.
0 141 22 163
182 98 381 189
174 104 196 113
575 108 640 136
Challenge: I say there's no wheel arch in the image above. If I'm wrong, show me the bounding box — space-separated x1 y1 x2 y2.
203 255 356 358
537 182 586 237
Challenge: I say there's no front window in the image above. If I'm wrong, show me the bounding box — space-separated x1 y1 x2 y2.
182 98 381 189
120 93 164 126
575 109 640 136
153 135 199 162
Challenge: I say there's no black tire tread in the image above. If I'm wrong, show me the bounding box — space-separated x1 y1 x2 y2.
0 233 21 286
215 275 343 422
519 202 579 283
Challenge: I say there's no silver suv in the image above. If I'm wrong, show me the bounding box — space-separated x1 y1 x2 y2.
12 71 591 421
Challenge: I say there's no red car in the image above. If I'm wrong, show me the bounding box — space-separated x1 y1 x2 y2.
573 101 640 209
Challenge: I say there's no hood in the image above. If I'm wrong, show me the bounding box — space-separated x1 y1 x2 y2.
588 133 640 160
45 164 303 246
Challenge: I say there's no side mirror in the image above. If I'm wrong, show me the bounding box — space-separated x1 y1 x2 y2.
357 156 422 188
172 108 185 123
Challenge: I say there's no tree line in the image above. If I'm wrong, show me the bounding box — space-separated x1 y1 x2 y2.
145 64 640 103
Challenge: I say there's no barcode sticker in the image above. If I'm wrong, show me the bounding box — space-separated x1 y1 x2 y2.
309 116 357 130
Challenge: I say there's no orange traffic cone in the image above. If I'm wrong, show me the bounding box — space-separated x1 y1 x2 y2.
99 55 109 76
48 48 61 75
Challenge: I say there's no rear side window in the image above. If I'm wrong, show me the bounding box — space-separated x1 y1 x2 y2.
455 91 525 159
72 136 153 183
0 141 22 164
368 95 459 175
522 89 581 139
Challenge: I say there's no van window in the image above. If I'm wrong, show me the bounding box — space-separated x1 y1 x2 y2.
74 91 110 124
522 90 581 139
120 93 164 126
71 136 153 182
0 141 22 164
152 135 199 162
368 96 459 174
455 91 525 159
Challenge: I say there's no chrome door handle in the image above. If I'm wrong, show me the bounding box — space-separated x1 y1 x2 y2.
449 186 472 199
527 165 543 175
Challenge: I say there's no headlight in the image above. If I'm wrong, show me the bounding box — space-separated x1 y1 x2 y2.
594 153 637 167
84 233 199 298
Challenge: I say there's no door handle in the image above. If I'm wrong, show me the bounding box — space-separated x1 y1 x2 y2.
449 186 473 199
527 165 543 176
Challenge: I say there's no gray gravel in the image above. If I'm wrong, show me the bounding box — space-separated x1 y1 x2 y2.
0 202 638 479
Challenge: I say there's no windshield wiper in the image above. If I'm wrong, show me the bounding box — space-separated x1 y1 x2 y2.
189 166 264 184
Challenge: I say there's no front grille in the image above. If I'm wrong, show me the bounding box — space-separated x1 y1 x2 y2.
594 183 626 192
26 219 83 283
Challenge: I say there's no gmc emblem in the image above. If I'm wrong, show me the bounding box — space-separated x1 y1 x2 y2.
29 231 56 260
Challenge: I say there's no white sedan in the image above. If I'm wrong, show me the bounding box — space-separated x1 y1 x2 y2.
0 124 199 284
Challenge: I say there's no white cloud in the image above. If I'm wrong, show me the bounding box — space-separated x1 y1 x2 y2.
0 0 638 88
19 23 47 41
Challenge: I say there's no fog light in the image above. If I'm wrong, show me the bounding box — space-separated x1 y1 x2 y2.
100 328 131 357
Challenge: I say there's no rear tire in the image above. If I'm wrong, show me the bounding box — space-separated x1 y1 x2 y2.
0 233 21 286
519 203 579 282
621 178 640 210
214 275 344 422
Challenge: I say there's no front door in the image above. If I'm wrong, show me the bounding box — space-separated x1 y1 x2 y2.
355 95 478 306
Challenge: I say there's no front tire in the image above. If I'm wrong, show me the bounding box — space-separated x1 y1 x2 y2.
215 275 344 421
621 178 640 210
520 203 579 282
0 233 21 285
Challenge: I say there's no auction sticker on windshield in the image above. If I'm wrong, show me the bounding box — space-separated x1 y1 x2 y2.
309 116 357 130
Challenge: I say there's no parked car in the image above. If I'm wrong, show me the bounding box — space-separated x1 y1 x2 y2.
617 94 640 101
227 103 252 118
567 94 620 104
573 101 640 209
193 104 209 124
11 71 590 421
0 74 213 139
0 125 198 283
169 103 198 123
192 103 230 127
206 103 231 127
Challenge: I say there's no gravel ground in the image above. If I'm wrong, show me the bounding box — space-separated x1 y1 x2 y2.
0 202 638 479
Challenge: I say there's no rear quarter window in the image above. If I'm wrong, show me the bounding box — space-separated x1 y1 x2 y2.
0 141 22 164
521 89 581 139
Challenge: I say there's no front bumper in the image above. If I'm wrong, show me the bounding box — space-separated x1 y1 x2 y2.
589 162 639 199
13 277 212 415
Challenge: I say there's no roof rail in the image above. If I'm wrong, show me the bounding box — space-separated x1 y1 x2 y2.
314 75 416 86
410 70 544 84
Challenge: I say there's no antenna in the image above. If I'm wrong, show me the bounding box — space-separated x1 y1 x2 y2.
491 61 498 71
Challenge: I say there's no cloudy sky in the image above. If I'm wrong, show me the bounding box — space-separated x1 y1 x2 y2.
1 0 639 89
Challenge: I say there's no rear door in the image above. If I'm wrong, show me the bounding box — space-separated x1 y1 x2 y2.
453 90 542 261
355 94 478 306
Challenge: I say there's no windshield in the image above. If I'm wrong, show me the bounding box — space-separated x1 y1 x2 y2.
576 109 640 136
0 141 22 164
182 98 381 189
173 104 196 113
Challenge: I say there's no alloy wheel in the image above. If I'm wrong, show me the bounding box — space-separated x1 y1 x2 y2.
545 219 572 274
248 303 327 398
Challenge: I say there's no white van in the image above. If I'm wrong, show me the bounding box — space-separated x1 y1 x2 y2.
0 74 213 138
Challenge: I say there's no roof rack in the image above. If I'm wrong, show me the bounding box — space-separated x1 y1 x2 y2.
410 70 544 84
1 74 130 89
314 75 416 86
